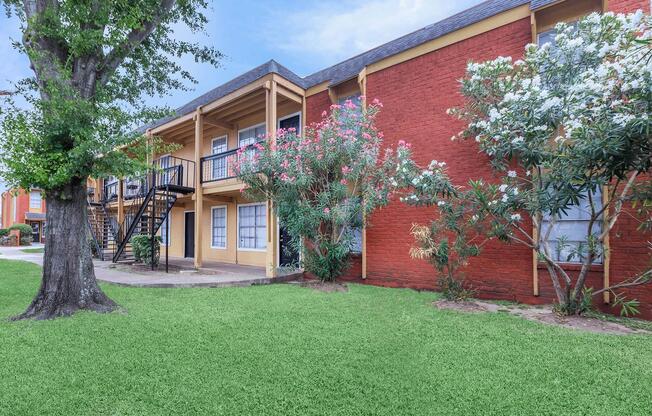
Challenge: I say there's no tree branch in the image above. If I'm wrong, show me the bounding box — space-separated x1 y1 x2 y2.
97 0 176 88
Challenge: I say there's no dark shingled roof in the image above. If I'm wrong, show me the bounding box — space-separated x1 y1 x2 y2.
530 0 560 10
144 0 536 131
302 0 530 88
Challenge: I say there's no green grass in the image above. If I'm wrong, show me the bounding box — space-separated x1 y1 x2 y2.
1 259 650 416
20 247 44 253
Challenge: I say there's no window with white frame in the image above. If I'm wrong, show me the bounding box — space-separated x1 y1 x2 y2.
12 196 16 222
238 124 265 147
29 191 41 210
211 206 227 248
160 216 170 246
540 189 603 264
238 203 266 250
211 136 228 179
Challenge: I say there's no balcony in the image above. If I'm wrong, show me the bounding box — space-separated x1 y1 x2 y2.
99 156 196 204
200 145 260 184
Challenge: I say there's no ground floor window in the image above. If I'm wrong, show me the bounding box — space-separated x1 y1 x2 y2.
238 203 266 250
541 189 602 264
211 206 227 248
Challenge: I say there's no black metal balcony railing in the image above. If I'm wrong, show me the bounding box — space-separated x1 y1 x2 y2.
153 156 195 190
99 156 195 203
103 181 119 202
200 145 260 184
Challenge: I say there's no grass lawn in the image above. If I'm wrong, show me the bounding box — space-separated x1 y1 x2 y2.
20 247 44 253
1 259 651 415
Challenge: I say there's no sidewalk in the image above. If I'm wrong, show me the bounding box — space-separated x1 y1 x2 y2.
0 245 300 288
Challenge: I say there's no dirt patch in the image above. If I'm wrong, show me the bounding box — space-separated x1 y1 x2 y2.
434 300 489 313
300 281 349 293
433 299 649 335
507 307 647 335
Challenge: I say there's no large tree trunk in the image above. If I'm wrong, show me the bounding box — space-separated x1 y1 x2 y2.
13 180 117 320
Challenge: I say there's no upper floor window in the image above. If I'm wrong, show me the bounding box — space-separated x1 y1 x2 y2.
29 191 41 209
212 136 227 154
211 136 228 180
238 124 265 148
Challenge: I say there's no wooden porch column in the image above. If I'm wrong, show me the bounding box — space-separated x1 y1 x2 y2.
194 107 204 269
145 129 154 165
265 81 278 278
117 179 125 226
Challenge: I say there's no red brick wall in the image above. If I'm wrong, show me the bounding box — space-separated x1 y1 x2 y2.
608 0 650 13
362 16 537 296
304 2 652 318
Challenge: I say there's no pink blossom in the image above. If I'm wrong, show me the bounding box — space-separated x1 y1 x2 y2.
340 179 348 185
323 208 330 215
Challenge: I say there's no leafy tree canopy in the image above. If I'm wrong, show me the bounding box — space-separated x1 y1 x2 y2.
0 0 223 193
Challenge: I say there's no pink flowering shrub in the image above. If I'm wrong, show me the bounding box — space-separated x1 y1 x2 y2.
233 98 454 281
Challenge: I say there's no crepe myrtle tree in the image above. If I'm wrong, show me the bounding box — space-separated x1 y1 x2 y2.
233 99 454 282
443 11 652 315
0 0 222 319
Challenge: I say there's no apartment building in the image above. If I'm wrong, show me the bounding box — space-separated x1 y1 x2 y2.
1 188 46 243
89 0 652 317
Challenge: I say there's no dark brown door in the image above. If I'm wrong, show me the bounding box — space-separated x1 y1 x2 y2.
184 212 195 258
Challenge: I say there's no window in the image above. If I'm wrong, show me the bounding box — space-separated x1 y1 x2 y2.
12 196 16 222
29 191 41 210
238 203 266 250
211 206 227 248
541 189 602 264
160 216 170 246
350 227 363 253
211 136 228 180
158 155 171 186
238 124 265 147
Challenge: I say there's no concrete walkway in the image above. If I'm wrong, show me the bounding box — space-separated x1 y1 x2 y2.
0 245 300 288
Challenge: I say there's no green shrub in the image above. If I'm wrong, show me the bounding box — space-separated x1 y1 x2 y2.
9 224 34 245
0 229 9 237
131 234 161 266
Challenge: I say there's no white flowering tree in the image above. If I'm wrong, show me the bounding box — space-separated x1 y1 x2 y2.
442 11 652 315
234 100 454 282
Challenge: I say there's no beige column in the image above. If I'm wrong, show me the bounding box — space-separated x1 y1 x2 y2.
194 107 204 269
359 70 368 279
117 179 125 226
265 81 278 278
145 129 154 165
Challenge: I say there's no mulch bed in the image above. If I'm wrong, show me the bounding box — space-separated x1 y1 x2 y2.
433 299 649 335
300 280 349 293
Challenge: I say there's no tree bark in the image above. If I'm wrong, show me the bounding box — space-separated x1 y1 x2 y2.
12 180 117 320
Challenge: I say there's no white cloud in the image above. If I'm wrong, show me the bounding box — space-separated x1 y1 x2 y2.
268 0 484 62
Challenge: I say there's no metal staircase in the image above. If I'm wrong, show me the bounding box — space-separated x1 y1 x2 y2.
87 198 118 261
86 156 195 265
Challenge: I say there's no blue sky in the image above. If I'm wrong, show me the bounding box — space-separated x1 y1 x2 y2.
1 0 484 107
0 0 484 192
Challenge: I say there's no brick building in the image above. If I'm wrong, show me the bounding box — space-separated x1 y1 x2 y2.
91 0 652 317
1 188 46 243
